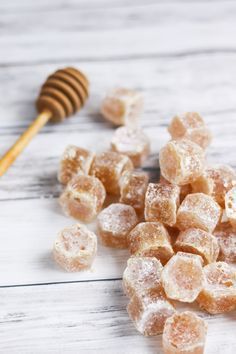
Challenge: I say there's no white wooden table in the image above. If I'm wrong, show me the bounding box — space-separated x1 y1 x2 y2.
0 1 236 353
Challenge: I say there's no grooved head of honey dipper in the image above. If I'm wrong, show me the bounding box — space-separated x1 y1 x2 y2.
36 67 89 122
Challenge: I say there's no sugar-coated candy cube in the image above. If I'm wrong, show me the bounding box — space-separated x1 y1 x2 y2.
58 145 95 185
159 139 205 185
59 175 106 222
128 222 174 265
161 252 204 302
101 88 143 127
214 224 236 262
176 193 221 233
225 186 236 229
97 203 138 248
127 287 175 336
90 151 133 195
110 126 150 167
162 311 207 354
144 183 180 227
197 262 236 314
53 223 97 271
175 228 219 264
123 256 163 298
119 171 149 214
168 112 212 149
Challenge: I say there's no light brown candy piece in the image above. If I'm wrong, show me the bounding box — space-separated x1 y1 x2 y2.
214 223 236 262
144 183 180 227
53 223 97 271
175 228 219 265
101 88 143 127
176 193 221 233
197 262 236 314
58 145 95 185
162 311 207 354
127 287 175 336
161 252 204 302
110 126 150 167
128 222 174 265
97 203 138 248
119 171 149 215
225 186 236 228
123 256 163 298
168 112 212 149
59 175 106 222
90 151 133 195
159 139 205 185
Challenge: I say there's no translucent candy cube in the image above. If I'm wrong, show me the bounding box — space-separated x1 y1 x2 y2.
59 175 106 222
144 183 180 227
176 193 221 233
53 223 97 271
100 88 143 127
159 139 205 185
214 224 236 262
168 112 212 149
127 287 175 336
90 151 133 195
128 222 174 265
58 145 95 185
162 311 207 354
97 203 138 248
175 228 219 265
119 171 149 215
197 262 236 314
123 256 163 298
110 126 150 167
161 252 204 302
225 186 236 228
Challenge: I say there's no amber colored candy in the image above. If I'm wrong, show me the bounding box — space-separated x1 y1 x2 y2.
53 223 97 271
59 175 106 222
144 183 180 227
119 171 149 214
128 222 174 265
123 256 163 298
225 186 236 229
176 193 221 233
110 126 150 167
58 145 95 185
197 262 236 314
162 311 207 354
97 203 138 248
127 287 175 336
161 252 204 302
159 139 205 185
90 151 133 195
214 223 236 262
100 88 143 127
168 112 212 149
175 228 219 265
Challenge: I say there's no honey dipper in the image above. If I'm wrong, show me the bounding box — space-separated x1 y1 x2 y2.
0 67 89 176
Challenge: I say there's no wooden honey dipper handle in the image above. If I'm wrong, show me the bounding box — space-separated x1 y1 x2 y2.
0 67 89 177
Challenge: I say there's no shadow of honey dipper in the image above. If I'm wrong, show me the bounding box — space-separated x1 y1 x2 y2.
0 67 89 176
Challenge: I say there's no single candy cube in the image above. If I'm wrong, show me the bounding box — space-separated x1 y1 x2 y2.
176 193 221 233
53 223 97 271
59 175 106 222
225 186 236 229
119 170 149 215
97 203 138 248
123 256 163 298
161 252 204 302
175 228 219 265
101 88 143 127
90 151 133 195
127 287 175 336
144 183 180 227
197 262 236 314
214 224 236 262
162 311 207 354
58 145 95 185
128 222 174 265
168 112 212 149
159 139 205 185
110 126 150 167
